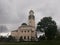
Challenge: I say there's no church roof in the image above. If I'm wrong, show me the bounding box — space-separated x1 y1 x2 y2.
21 23 27 25
18 25 35 29
12 30 18 32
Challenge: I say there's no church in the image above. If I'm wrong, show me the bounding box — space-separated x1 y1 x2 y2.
11 10 37 41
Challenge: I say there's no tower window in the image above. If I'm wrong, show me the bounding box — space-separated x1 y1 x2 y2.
29 15 35 20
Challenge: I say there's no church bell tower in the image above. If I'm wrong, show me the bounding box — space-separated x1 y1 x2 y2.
28 10 35 27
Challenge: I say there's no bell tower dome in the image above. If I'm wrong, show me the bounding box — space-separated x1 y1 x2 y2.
28 10 35 27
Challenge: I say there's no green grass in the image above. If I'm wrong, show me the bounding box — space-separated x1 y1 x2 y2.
0 40 60 45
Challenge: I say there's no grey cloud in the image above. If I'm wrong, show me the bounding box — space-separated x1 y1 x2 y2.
0 0 60 33
0 25 8 33
0 0 20 24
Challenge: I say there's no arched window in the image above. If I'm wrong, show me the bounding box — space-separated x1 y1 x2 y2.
28 36 29 40
19 36 23 41
32 31 34 33
28 30 29 32
24 31 26 33
24 36 26 39
21 31 23 33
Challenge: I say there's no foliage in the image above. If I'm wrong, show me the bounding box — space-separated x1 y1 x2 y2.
38 35 46 41
55 31 60 40
0 35 16 42
0 36 8 42
7 35 16 42
37 17 57 40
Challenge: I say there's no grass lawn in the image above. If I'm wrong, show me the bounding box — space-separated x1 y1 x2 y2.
0 40 60 45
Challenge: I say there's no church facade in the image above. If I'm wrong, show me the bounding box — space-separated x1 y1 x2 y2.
11 10 37 41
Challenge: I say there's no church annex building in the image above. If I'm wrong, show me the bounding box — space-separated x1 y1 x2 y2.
11 10 37 41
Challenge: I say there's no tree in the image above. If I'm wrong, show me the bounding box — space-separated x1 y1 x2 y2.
7 35 16 42
0 36 8 42
37 17 57 40
0 36 5 42
38 35 45 41
55 31 60 40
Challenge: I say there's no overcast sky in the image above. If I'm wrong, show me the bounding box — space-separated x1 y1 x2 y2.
0 0 60 33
